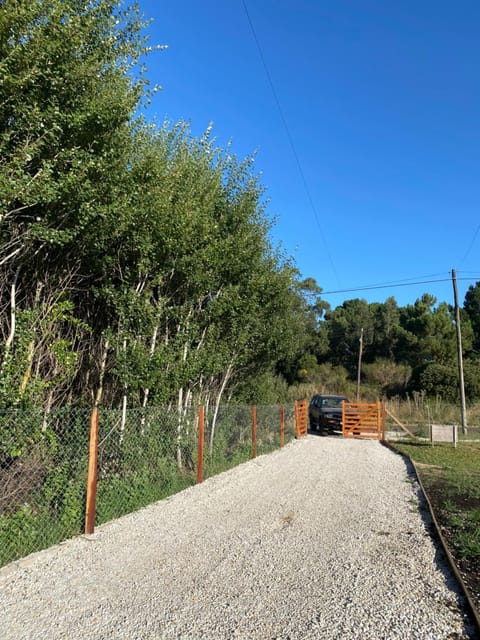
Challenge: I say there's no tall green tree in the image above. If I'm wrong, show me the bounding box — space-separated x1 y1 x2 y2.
323 298 373 370
90 122 310 415
0 0 153 409
275 276 330 384
0 0 148 267
464 281 480 353
370 297 401 361
397 295 458 367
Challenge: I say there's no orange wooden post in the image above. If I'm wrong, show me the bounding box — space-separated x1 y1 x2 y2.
85 407 99 535
280 404 285 448
294 400 299 438
251 404 257 459
379 401 385 440
197 405 205 484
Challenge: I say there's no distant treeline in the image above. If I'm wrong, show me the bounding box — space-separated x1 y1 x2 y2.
290 286 480 402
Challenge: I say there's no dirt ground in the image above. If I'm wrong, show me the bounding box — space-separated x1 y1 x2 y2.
425 482 480 614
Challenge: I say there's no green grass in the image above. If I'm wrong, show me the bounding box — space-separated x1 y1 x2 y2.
394 441 480 561
394 441 480 497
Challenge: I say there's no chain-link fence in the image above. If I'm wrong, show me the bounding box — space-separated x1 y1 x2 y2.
202 404 296 480
0 403 298 568
0 408 90 568
95 407 198 526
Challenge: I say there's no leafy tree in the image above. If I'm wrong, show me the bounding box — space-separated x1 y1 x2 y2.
464 281 480 353
91 122 311 417
370 297 401 361
409 363 458 402
322 298 373 370
0 0 149 266
0 0 153 409
311 292 476 400
275 276 329 384
396 295 459 367
464 358 480 400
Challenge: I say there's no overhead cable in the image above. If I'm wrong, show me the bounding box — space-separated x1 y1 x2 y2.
459 224 480 267
241 0 341 287
319 277 475 296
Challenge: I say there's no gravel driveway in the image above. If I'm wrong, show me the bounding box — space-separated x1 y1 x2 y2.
1 436 476 639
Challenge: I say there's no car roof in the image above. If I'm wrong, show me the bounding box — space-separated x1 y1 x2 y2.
313 394 348 399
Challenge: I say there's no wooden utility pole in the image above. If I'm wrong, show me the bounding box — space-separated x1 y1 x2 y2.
356 327 364 401
452 269 467 434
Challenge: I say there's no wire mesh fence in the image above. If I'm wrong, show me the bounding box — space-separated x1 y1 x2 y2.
257 404 296 454
202 404 296 480
0 408 90 568
0 403 298 568
95 407 198 526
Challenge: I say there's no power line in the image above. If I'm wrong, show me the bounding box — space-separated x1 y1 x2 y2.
349 272 450 287
459 223 480 267
320 277 473 296
240 0 341 287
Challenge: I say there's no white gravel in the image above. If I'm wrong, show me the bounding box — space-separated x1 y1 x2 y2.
0 436 476 639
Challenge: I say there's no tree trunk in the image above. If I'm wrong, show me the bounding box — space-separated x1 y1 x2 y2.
120 337 127 443
94 338 109 407
0 274 18 377
140 325 158 431
176 386 184 469
209 363 234 455
42 388 54 432
19 340 35 394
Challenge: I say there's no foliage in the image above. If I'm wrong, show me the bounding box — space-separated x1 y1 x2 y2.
464 281 480 353
0 1 310 416
295 288 480 403
409 363 459 402
362 359 411 397
1 0 480 420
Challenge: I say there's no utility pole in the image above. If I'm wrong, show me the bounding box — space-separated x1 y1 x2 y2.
356 327 364 401
452 269 467 434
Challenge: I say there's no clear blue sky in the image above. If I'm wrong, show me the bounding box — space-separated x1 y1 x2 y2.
137 0 480 311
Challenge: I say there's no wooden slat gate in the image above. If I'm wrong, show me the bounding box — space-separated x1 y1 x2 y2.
295 400 308 438
342 402 385 440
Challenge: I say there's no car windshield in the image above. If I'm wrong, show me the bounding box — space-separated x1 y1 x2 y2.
321 397 345 408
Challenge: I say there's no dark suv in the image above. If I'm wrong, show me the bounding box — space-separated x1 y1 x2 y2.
308 394 349 433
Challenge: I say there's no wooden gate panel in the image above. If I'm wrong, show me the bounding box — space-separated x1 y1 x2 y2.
342 402 385 440
295 400 308 438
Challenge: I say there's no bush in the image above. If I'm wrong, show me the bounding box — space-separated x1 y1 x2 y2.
409 363 458 402
362 360 411 397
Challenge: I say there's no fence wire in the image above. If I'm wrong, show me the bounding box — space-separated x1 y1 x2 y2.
257 404 296 454
95 407 197 526
0 403 297 568
0 408 90 568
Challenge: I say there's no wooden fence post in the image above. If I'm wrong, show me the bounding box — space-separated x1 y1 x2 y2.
294 401 298 438
280 405 285 448
251 404 257 459
85 407 99 535
197 405 205 484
